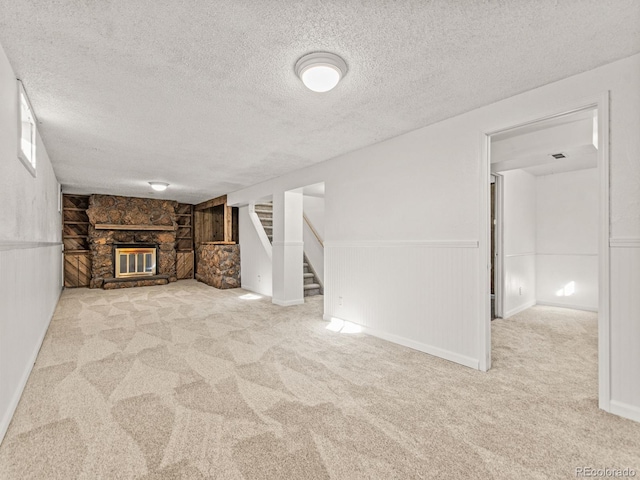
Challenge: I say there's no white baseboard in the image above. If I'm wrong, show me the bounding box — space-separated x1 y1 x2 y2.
504 300 536 319
272 297 304 307
0 287 62 445
323 314 479 370
536 301 598 312
609 400 640 423
240 283 272 298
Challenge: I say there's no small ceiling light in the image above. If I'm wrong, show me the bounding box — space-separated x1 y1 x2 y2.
295 52 347 93
149 182 169 191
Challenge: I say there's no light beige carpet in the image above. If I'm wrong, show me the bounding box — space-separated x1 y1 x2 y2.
0 280 638 479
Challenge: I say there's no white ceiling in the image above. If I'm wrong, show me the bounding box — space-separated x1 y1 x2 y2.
1 2 638 204
491 109 597 176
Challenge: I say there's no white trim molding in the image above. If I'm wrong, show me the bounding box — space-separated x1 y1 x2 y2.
504 300 537 319
272 298 304 307
323 314 479 369
272 241 305 247
325 240 478 248
609 401 640 423
609 238 640 248
536 252 598 256
536 301 598 312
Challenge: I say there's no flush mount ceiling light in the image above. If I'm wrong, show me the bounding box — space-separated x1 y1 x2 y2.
149 182 169 191
295 52 347 93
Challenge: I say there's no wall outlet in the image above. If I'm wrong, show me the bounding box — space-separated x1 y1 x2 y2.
519 286 522 296
257 274 261 283
338 296 343 306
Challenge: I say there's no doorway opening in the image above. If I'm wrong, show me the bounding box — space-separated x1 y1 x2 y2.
480 95 610 412
490 174 503 320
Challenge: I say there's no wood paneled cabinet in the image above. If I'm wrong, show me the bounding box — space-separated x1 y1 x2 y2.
176 203 194 279
176 251 194 280
64 252 91 288
63 194 92 288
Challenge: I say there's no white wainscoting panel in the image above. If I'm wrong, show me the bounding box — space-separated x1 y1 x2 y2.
504 253 536 318
610 241 640 421
536 254 598 311
325 241 479 369
0 244 62 443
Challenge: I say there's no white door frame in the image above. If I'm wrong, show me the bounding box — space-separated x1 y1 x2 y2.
478 93 611 411
492 173 504 319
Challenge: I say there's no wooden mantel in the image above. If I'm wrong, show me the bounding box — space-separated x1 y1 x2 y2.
94 224 176 231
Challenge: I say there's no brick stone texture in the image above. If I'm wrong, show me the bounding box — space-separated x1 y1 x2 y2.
87 195 178 288
103 278 169 290
196 244 240 289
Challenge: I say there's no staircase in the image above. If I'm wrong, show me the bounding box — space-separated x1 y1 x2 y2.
303 254 322 297
254 201 322 297
255 202 273 243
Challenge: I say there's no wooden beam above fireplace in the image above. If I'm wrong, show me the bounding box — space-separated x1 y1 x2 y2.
94 224 176 231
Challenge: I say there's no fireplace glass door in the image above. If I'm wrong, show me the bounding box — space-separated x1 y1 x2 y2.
115 248 156 278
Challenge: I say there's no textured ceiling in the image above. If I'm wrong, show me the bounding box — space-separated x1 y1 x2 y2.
1 1 639 204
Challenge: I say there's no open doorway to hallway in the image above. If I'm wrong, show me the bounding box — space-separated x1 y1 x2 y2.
486 105 608 400
490 107 599 320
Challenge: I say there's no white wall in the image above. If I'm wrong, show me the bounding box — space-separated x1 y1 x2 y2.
536 168 598 310
303 195 324 284
303 195 325 238
0 42 62 442
230 54 640 421
502 170 537 317
238 206 272 296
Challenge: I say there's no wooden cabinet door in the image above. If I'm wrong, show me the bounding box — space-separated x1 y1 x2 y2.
64 252 91 287
176 251 194 280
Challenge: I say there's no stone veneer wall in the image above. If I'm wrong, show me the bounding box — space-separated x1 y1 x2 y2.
196 244 240 289
86 195 178 288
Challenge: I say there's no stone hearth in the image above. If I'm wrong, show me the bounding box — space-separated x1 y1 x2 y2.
86 195 178 288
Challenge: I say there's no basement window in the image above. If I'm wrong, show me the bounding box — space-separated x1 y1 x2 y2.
17 80 37 177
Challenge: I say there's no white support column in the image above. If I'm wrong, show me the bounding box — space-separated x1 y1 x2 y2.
272 190 304 306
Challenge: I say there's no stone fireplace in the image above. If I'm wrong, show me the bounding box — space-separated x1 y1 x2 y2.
86 195 178 289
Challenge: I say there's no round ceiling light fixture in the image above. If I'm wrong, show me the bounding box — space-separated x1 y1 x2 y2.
295 52 347 93
149 182 169 191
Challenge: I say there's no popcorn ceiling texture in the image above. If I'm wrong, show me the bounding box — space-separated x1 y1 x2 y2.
0 1 639 203
0 282 639 478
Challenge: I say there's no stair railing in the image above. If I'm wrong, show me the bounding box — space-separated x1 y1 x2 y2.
303 214 323 248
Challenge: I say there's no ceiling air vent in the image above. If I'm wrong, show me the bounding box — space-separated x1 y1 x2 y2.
551 153 566 159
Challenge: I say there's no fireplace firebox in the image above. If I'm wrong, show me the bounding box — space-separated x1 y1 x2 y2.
115 246 157 278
